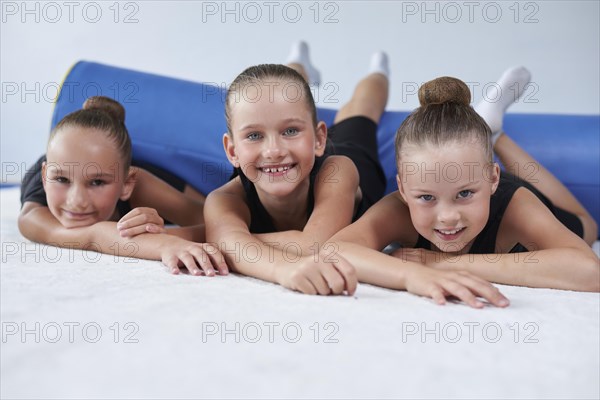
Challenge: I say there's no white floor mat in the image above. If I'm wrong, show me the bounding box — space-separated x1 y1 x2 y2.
1 187 599 399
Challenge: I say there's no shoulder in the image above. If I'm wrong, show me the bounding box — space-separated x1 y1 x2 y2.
206 178 248 213
499 187 580 250
19 201 45 218
368 192 412 222
315 155 359 184
347 191 418 246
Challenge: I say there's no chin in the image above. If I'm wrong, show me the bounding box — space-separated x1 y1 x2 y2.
258 181 301 196
58 217 97 229
425 236 469 254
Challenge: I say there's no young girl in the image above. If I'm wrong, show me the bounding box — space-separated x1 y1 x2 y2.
19 96 227 276
318 70 599 298
204 42 510 306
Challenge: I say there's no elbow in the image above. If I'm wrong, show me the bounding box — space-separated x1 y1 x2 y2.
17 212 35 242
577 255 600 292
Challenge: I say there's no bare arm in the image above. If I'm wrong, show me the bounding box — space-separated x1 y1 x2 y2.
323 193 509 308
412 188 600 292
127 168 205 226
255 156 359 253
204 179 356 295
18 202 225 275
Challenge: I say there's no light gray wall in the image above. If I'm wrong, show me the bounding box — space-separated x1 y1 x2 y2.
1 0 599 183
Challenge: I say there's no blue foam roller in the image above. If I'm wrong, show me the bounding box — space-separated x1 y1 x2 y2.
51 61 600 229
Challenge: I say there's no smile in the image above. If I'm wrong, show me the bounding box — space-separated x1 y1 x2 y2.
434 227 466 240
63 210 94 219
435 227 465 235
260 164 295 174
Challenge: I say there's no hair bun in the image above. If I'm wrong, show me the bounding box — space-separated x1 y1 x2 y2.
418 76 471 107
82 96 126 124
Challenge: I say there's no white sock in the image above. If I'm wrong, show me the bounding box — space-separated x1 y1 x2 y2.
475 66 531 145
368 51 390 79
286 40 321 86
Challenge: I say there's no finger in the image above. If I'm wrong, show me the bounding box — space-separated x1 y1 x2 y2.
188 247 216 277
201 244 229 275
117 208 157 227
178 252 204 276
330 254 357 295
161 254 181 275
119 226 151 238
118 214 162 231
308 269 332 295
320 264 346 295
291 264 329 295
145 224 167 234
295 276 318 295
442 280 484 308
117 208 141 224
456 275 510 308
429 286 447 305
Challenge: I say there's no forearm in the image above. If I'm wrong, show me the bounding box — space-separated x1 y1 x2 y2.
216 232 297 284
433 248 600 292
255 230 321 256
87 222 179 261
20 208 172 261
165 225 206 242
332 240 422 290
19 206 94 245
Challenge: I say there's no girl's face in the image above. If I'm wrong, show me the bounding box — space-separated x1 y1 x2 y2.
42 126 135 228
397 140 500 253
224 80 327 200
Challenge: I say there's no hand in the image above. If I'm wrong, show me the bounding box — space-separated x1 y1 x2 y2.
161 239 229 276
117 207 166 238
404 267 509 308
276 253 357 296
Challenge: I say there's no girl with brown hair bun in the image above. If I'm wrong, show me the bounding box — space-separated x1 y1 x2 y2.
313 71 598 302
19 96 227 276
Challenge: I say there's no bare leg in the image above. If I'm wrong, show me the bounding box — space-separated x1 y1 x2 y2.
335 52 390 124
334 73 388 124
286 41 320 86
288 46 389 124
183 185 206 203
476 66 598 245
495 133 598 245
287 62 310 84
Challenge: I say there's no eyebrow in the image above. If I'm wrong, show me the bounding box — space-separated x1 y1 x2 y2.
408 180 481 193
280 117 308 124
458 180 481 189
238 117 308 131
47 170 117 178
237 123 263 131
408 186 435 193
87 172 117 179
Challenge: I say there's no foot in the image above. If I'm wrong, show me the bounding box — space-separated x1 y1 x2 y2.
286 40 321 86
368 51 390 79
475 66 531 144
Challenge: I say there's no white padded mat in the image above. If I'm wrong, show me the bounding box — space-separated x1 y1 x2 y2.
1 187 599 399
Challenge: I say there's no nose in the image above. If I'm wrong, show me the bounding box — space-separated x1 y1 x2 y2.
262 135 284 159
437 203 460 225
66 184 90 210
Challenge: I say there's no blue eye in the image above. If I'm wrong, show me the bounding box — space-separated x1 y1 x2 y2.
419 194 434 202
91 179 106 187
457 190 473 199
283 128 298 136
246 132 261 141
